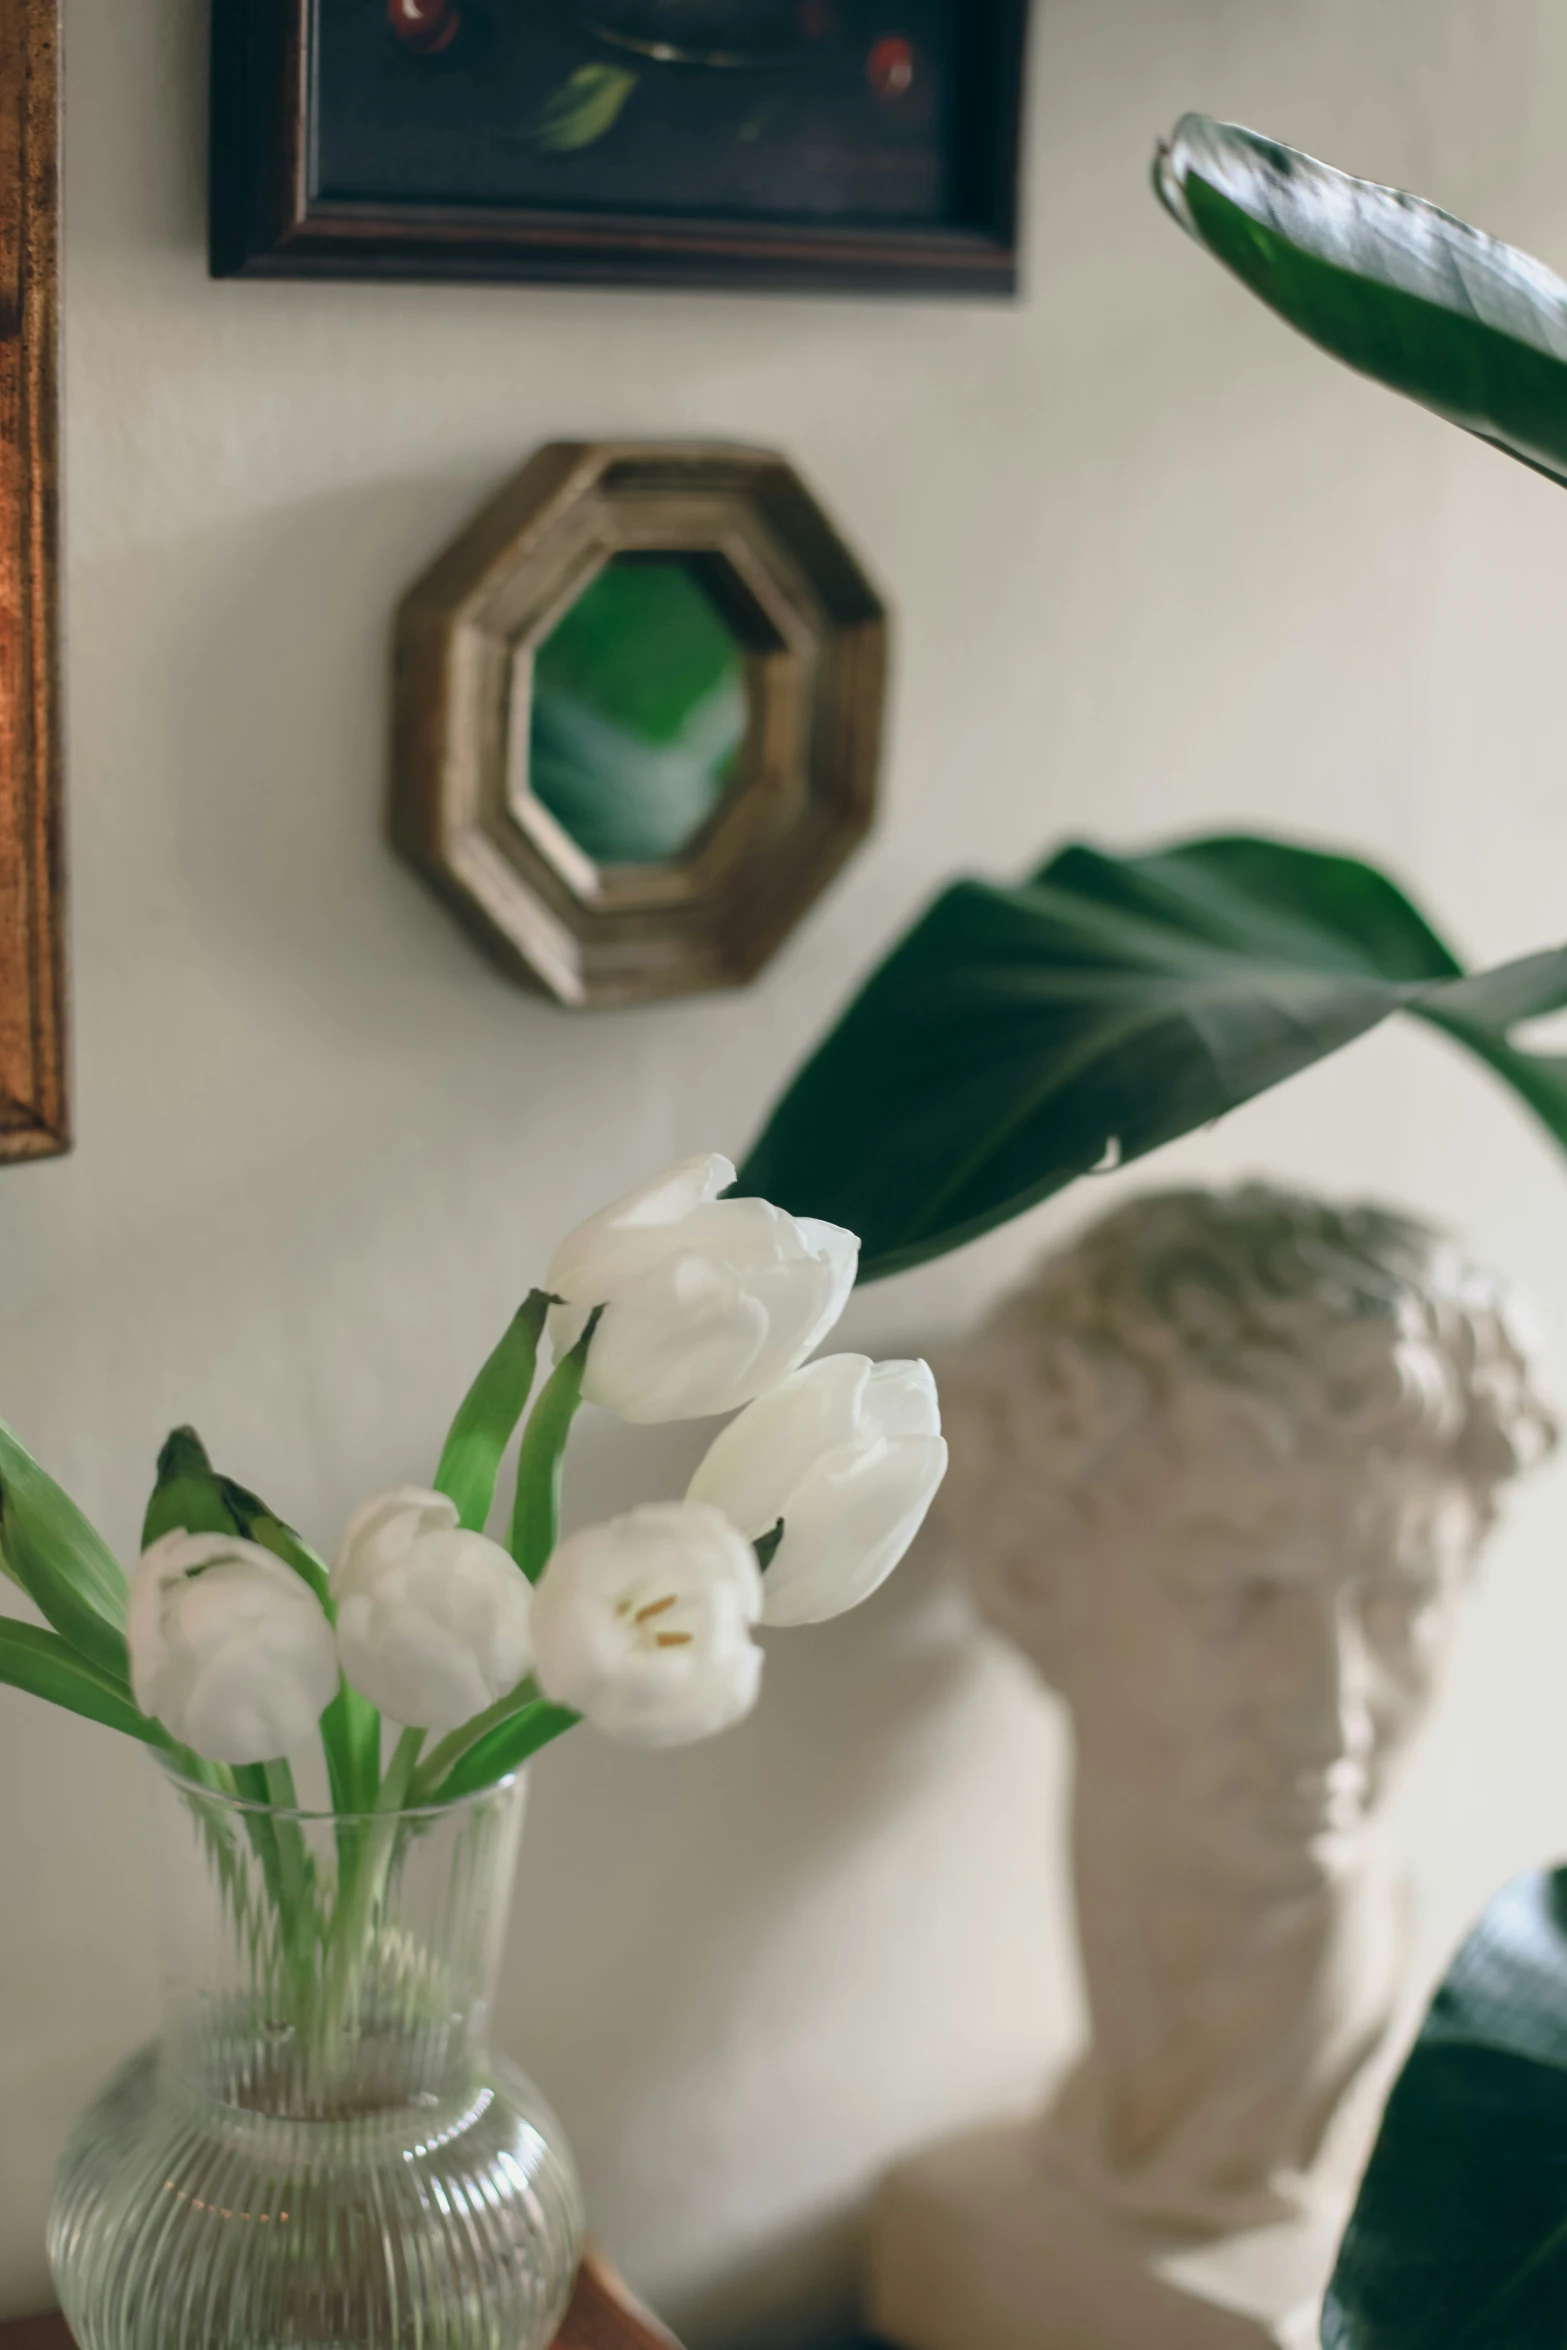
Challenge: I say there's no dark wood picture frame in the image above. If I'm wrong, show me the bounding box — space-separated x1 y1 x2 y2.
0 0 66 1163
210 0 1031 294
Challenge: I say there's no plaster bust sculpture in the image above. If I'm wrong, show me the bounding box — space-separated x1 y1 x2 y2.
870 1183 1556 2350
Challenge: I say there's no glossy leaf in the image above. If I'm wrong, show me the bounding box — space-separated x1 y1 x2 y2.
0 1617 167 1746
0 1418 130 1683
735 834 1567 1282
1156 114 1567 486
434 1291 551 1534
1323 1867 1567 2348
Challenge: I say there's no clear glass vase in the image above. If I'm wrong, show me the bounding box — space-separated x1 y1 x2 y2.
48 1768 584 2350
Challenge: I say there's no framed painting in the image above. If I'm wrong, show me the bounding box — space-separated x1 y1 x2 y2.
210 0 1032 293
0 0 66 1164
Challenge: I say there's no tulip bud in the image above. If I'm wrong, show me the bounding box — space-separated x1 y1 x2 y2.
332 1487 534 1735
531 1501 763 1746
547 1153 859 1424
688 1354 948 1626
128 1530 339 1764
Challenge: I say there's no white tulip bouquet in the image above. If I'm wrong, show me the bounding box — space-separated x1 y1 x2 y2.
0 1154 946 1963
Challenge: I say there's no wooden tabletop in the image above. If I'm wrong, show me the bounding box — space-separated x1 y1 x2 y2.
0 2245 680 2350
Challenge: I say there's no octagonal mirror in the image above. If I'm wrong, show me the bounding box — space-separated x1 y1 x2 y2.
525 553 751 869
392 441 887 1008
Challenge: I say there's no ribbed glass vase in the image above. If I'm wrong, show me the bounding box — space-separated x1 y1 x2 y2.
48 1768 584 2350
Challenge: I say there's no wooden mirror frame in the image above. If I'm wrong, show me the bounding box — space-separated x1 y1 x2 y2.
392 441 887 1009
0 0 66 1162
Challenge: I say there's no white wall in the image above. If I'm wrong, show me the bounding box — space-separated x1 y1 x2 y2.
5 0 1567 2332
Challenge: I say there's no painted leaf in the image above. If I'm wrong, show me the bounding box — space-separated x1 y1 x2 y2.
734 834 1567 1282
0 1418 130 1683
1323 1867 1567 2348
533 65 637 154
1156 113 1567 486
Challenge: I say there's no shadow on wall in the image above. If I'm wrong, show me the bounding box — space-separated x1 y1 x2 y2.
499 1415 1068 2348
79 477 529 1030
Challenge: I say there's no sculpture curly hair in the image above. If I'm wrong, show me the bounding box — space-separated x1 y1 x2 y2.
941 1184 1558 1665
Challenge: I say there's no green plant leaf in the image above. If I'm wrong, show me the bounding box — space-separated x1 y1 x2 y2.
142 1425 241 1546
0 1419 130 1683
145 1429 377 1800
145 1427 335 1610
533 63 637 153
1322 1866 1567 2348
734 834 1567 1282
434 1291 551 1533
510 1308 602 1582
320 1676 382 1813
431 1699 579 1804
218 1475 333 1612
1155 114 1567 487
0 1617 167 1746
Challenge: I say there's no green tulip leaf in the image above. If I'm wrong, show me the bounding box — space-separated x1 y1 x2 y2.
735 834 1567 1283
434 1290 551 1534
431 1698 579 1804
218 1474 333 1612
0 1418 130 1684
142 1425 243 1546
209 1470 379 1805
145 1426 334 1609
0 1617 166 1746
144 1427 379 1804
1155 114 1567 486
1323 1866 1567 2348
510 1307 602 1583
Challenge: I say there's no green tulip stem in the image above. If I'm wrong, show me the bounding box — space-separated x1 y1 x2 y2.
319 1726 425 2051
510 1306 603 1583
434 1289 555 1532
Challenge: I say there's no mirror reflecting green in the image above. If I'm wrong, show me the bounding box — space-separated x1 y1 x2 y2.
528 554 749 866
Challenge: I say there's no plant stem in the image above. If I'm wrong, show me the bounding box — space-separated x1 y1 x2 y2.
320 1727 424 2049
434 1289 554 1532
510 1307 602 1581
261 1757 319 2020
379 1724 424 1813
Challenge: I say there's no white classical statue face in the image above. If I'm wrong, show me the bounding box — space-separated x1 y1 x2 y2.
1059 1452 1481 1892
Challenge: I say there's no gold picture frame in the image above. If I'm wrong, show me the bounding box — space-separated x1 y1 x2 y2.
0 0 66 1162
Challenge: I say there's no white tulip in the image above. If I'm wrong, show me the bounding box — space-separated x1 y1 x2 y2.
547 1153 858 1424
332 1487 534 1735
531 1501 763 1747
688 1355 948 1627
128 1530 339 1765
